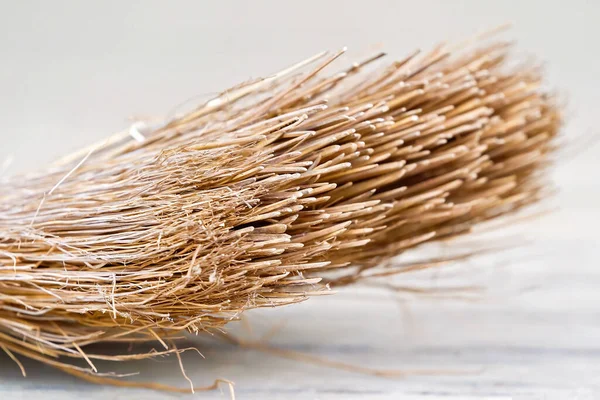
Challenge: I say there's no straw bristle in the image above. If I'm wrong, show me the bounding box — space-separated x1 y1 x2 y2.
0 35 559 383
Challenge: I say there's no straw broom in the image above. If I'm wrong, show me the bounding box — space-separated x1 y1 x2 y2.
0 31 560 390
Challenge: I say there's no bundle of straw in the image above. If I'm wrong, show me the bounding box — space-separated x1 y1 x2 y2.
0 31 559 389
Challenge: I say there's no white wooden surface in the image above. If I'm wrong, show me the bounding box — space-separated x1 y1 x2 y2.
1 1 599 399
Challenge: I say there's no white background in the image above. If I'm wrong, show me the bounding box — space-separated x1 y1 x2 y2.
0 1 598 399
